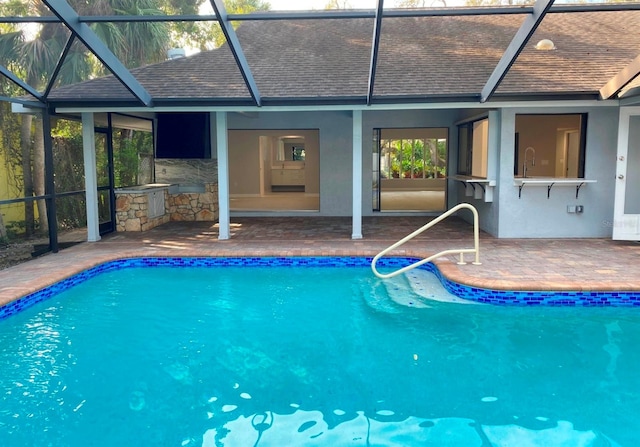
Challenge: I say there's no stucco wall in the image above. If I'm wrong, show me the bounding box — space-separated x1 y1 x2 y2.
228 111 351 215
362 109 459 216
496 106 618 238
216 106 620 238
226 109 463 217
451 110 500 237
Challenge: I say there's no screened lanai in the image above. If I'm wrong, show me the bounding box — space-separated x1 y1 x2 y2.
2 0 640 258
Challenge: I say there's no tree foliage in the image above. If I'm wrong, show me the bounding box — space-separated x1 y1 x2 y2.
206 0 272 49
383 139 446 179
0 0 276 239
324 0 352 9
394 0 446 7
0 1 171 237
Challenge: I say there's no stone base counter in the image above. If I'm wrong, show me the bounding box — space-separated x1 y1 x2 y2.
115 184 171 232
115 183 218 232
168 183 218 222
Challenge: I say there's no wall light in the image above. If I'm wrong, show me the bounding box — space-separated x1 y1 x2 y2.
534 39 556 51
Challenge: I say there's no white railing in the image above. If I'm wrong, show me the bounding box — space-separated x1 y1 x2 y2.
371 203 481 279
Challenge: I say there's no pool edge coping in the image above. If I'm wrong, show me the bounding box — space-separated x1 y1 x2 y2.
2 254 639 320
2 250 640 309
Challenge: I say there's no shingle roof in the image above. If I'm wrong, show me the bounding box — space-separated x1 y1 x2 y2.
500 11 640 95
46 8 640 107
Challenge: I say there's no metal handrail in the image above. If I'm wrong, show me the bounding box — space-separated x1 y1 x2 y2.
371 203 481 279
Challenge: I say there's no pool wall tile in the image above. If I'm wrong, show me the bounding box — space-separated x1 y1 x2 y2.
2 256 640 320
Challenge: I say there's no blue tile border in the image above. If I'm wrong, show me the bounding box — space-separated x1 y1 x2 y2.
2 256 639 320
420 262 640 308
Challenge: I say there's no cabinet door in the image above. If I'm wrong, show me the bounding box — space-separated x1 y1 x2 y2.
271 169 305 185
148 191 166 218
271 169 285 185
288 170 305 185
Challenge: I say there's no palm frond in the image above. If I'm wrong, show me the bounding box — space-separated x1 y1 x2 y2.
19 38 62 86
56 47 93 85
0 31 25 67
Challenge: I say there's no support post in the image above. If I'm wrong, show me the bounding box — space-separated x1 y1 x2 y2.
485 110 501 202
216 112 230 240
81 112 101 242
352 110 363 239
42 109 58 252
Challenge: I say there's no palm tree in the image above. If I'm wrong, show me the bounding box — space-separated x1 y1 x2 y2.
0 0 172 235
1 0 271 236
0 3 56 235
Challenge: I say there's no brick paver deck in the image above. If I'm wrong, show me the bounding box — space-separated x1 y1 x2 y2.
1 216 639 306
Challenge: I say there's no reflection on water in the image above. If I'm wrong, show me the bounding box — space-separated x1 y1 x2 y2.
200 409 615 447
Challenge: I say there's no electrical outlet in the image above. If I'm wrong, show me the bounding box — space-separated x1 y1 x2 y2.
576 205 584 213
567 205 576 213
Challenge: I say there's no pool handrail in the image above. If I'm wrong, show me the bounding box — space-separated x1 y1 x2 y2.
371 203 481 279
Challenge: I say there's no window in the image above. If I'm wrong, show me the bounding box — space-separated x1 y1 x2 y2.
227 129 320 212
380 135 446 179
374 128 447 212
457 118 488 178
514 114 587 178
292 146 305 161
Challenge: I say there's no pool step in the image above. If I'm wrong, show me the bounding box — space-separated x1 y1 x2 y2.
381 273 432 308
382 269 478 307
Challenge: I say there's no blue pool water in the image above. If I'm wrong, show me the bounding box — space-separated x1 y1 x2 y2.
1 258 639 446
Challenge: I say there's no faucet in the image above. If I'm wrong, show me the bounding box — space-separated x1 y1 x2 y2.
523 146 536 177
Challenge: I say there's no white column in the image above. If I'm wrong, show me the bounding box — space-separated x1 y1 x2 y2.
484 109 501 202
352 110 363 239
216 112 230 240
81 112 101 242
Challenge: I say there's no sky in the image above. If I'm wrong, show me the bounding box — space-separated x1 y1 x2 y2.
267 0 377 9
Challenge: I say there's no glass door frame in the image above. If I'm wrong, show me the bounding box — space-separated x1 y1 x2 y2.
96 115 116 235
613 107 640 240
372 128 381 211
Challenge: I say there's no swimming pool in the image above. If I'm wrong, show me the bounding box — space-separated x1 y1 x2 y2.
1 257 639 446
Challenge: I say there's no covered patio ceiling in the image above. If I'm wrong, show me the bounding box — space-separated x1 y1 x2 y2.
2 0 640 109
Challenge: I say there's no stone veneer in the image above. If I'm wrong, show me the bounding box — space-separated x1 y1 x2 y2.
115 183 218 232
167 183 218 222
115 190 170 232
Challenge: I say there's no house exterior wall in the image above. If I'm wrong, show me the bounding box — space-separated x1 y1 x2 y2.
362 109 459 216
199 106 618 238
228 111 353 216
494 106 619 238
449 106 618 238
226 109 461 217
451 110 501 237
